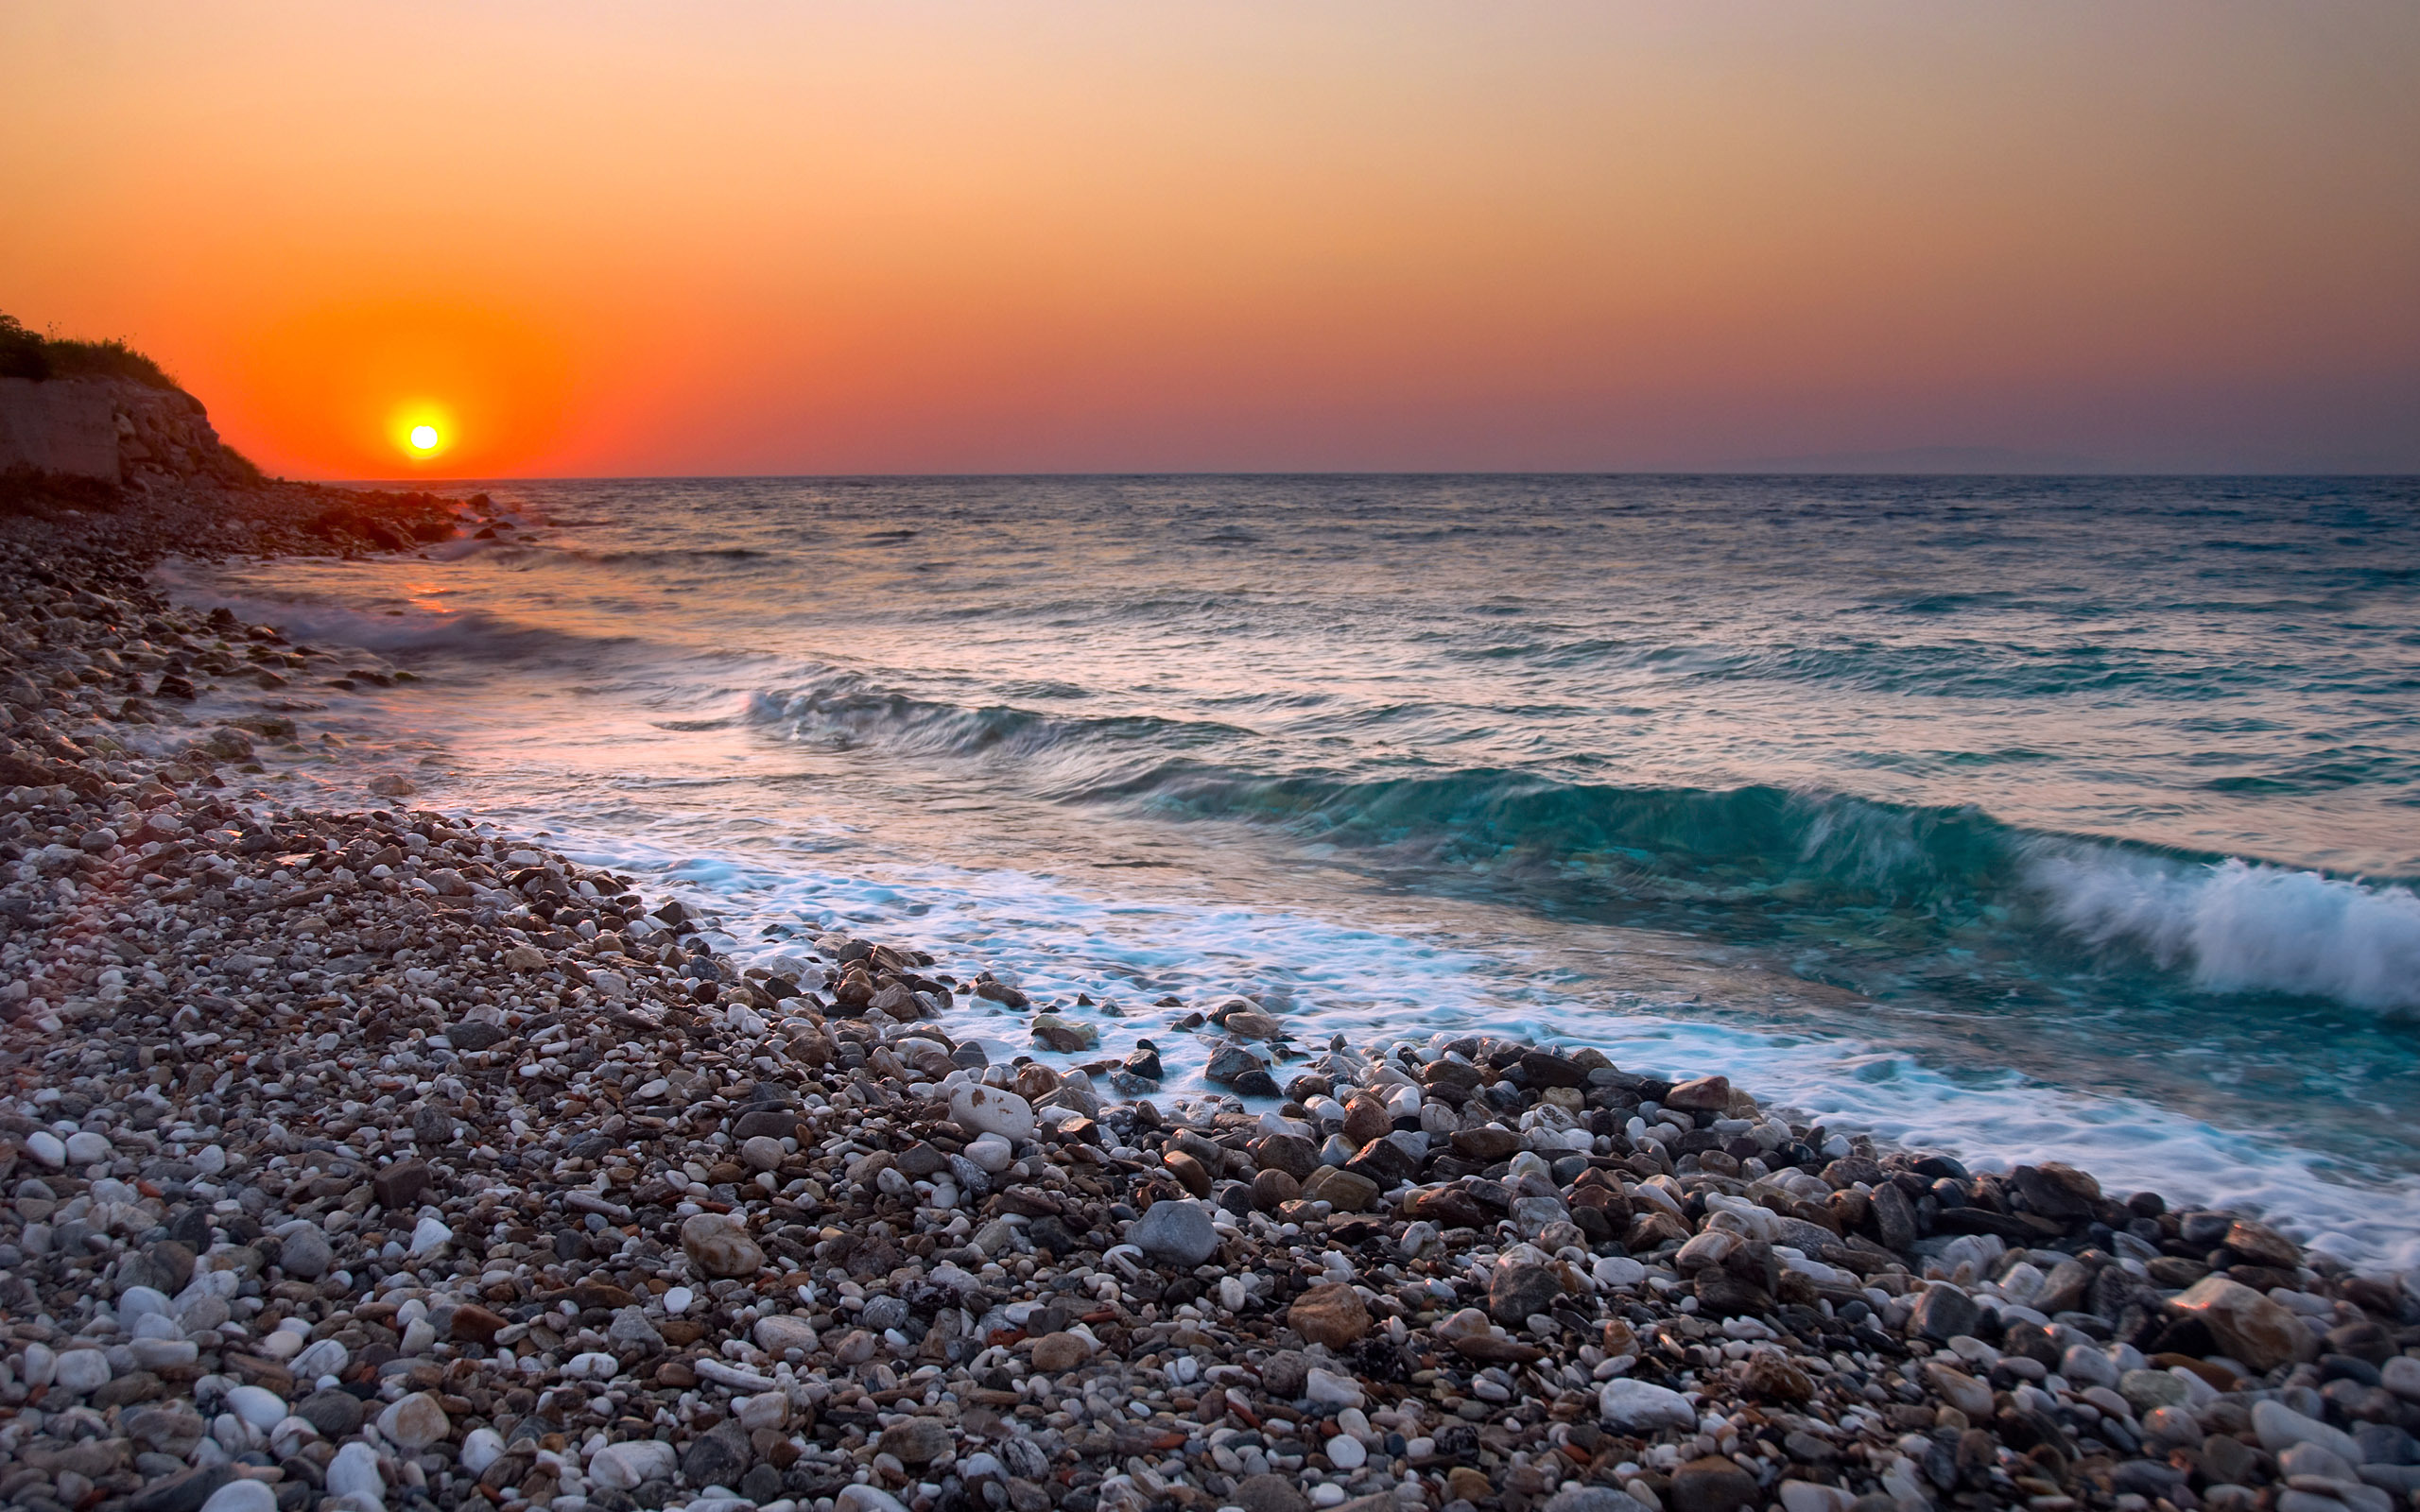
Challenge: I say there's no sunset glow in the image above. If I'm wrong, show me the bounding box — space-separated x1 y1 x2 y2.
4 2 2415 476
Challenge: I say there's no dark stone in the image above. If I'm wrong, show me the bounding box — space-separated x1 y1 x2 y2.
1666 1456 1757 1512
1516 1051 1586 1088
1342 1138 1417 1190
1249 1133 1320 1181
1870 1181 1917 1251
731 1109 800 1142
680 1420 753 1488
447 1022 510 1052
1488 1262 1564 1325
297 1388 366 1438
371 1160 432 1211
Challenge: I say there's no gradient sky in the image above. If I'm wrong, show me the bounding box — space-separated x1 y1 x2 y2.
5 2 2417 477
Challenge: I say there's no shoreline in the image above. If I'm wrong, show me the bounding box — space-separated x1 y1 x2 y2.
0 486 2415 1512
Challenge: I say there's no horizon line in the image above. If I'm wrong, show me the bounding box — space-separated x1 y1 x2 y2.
320 466 2420 486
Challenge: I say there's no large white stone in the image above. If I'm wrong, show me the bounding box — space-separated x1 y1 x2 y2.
586 1439 678 1490
838 1486 912 1512
325 1441 386 1504
965 1133 1015 1173
64 1130 112 1165
948 1084 1034 1142
224 1385 288 1431
459 1429 507 1476
51 1349 112 1394
25 1131 65 1168
1599 1378 1696 1432
199 1481 279 1512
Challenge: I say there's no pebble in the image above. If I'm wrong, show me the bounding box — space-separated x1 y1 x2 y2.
1130 1195 1220 1264
323 1441 385 1503
196 1483 278 1512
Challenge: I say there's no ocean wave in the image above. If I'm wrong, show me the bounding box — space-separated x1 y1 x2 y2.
2029 850 2420 1015
742 666 2420 1018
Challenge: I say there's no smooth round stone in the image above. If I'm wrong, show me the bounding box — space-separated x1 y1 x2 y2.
377 1391 449 1450
965 1133 1015 1174
665 1286 695 1315
25 1132 65 1169
740 1135 786 1172
460 1428 507 1475
325 1441 385 1501
64 1131 112 1165
293 1340 349 1381
51 1349 112 1394
199 1480 279 1512
119 1284 171 1322
225 1385 288 1431
1325 1435 1368 1469
279 1228 334 1280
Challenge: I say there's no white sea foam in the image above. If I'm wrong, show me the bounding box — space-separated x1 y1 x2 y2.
525 819 2420 1269
2030 847 2420 1016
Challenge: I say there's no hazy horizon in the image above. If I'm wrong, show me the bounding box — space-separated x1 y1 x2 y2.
7 1 2417 479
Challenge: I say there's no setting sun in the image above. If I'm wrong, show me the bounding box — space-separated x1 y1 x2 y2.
408 424 439 451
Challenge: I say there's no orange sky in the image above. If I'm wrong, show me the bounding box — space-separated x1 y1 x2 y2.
5 2 2416 477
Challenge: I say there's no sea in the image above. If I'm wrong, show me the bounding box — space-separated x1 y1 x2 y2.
168 474 2420 1268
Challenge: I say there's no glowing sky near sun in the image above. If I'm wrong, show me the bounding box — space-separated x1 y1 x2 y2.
3 1 2416 477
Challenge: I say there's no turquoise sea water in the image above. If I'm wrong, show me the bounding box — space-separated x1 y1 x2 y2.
179 475 2420 1263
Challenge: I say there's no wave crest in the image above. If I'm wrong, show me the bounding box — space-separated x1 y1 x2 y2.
2030 850 2420 1015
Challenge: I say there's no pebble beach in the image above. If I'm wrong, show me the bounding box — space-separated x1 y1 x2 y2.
2 479 2418 1512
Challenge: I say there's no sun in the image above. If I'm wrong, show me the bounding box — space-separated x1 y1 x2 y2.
409 424 441 451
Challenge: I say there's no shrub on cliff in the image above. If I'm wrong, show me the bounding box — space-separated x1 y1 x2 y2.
0 310 182 389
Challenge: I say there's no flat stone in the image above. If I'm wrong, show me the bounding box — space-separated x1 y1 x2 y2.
589 1440 679 1490
1541 1490 1650 1512
1450 1126 1521 1161
2174 1276 2315 1371
1600 1378 1698 1432
949 1084 1035 1141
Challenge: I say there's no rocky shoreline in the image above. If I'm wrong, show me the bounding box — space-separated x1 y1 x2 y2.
0 489 2415 1512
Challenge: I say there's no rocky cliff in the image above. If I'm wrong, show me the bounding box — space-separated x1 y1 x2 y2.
0 374 249 487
